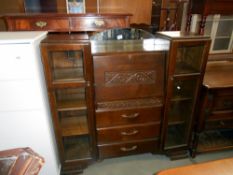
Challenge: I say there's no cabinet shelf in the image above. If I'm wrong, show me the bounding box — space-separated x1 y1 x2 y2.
168 120 185 126
63 135 91 160
165 124 187 149
57 100 87 111
61 116 89 137
197 129 233 152
53 68 84 82
171 97 193 102
175 61 200 74
53 77 85 84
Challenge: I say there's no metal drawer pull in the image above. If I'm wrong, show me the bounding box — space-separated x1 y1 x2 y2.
120 145 138 152
35 21 47 28
220 121 225 126
94 20 105 27
121 130 139 136
121 113 139 119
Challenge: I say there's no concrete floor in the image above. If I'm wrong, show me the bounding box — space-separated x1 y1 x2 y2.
82 150 233 175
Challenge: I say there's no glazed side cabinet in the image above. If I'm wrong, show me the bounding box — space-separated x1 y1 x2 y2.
40 34 96 174
157 32 211 159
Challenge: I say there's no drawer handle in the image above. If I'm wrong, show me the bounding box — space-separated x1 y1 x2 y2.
120 145 138 152
94 20 105 27
121 113 139 119
220 121 225 126
35 21 47 28
121 130 139 136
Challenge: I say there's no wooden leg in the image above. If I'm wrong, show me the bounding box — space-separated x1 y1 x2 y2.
185 14 192 32
199 15 207 35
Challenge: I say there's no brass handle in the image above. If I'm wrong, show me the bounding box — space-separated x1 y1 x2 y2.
120 145 138 152
121 130 139 136
220 121 225 126
121 113 139 119
35 21 47 28
94 20 105 27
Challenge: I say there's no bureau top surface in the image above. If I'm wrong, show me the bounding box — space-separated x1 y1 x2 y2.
91 28 170 54
0 31 47 44
203 61 233 89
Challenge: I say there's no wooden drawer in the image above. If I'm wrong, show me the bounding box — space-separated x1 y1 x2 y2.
97 123 160 144
206 110 233 130
96 107 162 128
207 110 233 121
94 52 165 101
205 119 233 130
8 17 69 31
212 90 233 111
98 139 159 159
70 17 130 31
0 44 37 80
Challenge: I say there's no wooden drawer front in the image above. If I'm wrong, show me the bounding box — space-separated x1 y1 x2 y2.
207 110 233 121
98 139 159 159
212 91 233 111
97 123 160 144
205 119 233 130
11 18 69 31
70 17 129 31
0 44 36 80
96 107 162 128
94 52 165 101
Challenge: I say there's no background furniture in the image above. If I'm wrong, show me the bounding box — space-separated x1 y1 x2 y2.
192 61 233 156
157 31 211 159
0 32 59 175
186 0 233 35
4 13 131 32
0 0 189 33
0 147 44 175
156 157 233 175
186 0 233 58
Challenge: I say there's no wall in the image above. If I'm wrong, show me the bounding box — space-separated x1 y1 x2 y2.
0 0 25 31
99 0 152 24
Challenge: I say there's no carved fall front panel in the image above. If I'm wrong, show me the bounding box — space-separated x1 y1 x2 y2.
105 70 156 86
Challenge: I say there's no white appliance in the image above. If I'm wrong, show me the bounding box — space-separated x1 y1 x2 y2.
0 31 60 175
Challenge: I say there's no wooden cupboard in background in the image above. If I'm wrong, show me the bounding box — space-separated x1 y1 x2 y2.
0 0 189 33
0 0 170 32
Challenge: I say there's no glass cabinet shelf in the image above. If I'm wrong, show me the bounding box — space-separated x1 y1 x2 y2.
60 110 88 137
171 77 198 100
63 135 91 160
57 101 87 111
174 45 205 74
55 87 87 111
165 124 187 149
49 50 85 83
167 100 193 124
